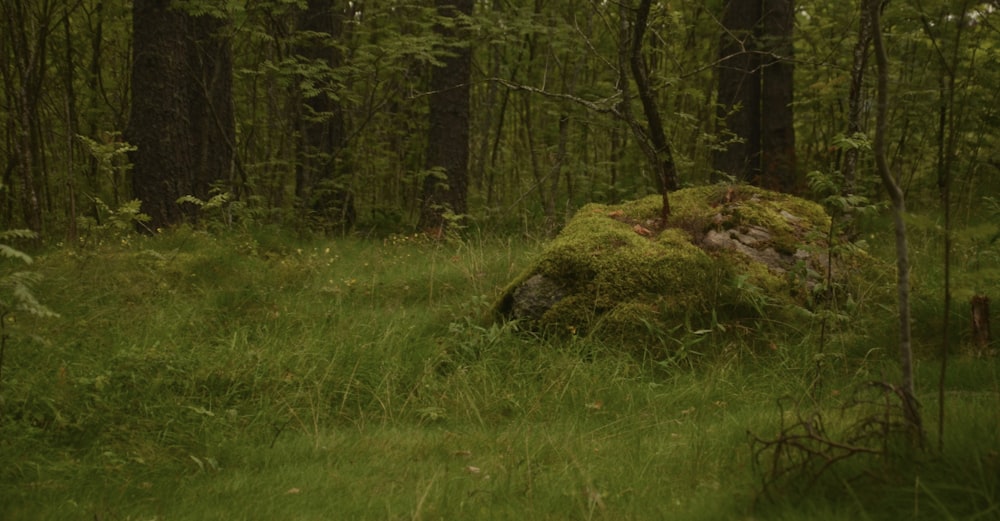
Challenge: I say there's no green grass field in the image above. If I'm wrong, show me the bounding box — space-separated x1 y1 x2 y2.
0 225 997 520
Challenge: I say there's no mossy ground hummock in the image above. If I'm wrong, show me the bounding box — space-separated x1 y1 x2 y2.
496 184 889 349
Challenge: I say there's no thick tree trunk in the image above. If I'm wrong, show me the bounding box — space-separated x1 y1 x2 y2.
294 0 355 233
760 0 796 192
127 0 234 230
419 0 474 234
713 0 762 184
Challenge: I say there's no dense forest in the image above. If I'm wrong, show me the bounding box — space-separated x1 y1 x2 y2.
0 0 996 238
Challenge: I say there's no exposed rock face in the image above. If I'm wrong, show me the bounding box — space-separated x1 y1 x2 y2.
495 184 887 349
510 274 568 322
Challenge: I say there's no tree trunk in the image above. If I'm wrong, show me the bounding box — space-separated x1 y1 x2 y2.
618 0 678 222
63 8 79 243
870 0 922 435
630 0 679 199
0 0 49 235
294 0 355 233
971 295 991 351
842 1 873 194
418 0 474 234
713 0 762 184
127 0 234 230
760 0 796 192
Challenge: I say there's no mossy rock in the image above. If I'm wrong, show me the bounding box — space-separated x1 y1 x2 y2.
495 184 889 350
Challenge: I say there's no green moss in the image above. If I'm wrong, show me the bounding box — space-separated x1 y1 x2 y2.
496 184 885 352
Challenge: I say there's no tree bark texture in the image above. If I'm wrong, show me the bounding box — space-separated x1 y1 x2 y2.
127 0 234 230
419 0 474 233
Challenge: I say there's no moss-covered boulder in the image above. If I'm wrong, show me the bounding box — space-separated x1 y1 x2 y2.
495 184 886 349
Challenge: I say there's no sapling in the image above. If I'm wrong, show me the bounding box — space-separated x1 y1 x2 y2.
0 230 57 423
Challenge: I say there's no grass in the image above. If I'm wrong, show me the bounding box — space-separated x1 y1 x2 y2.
0 224 997 520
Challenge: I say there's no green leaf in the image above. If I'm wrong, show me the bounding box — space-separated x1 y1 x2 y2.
0 244 33 265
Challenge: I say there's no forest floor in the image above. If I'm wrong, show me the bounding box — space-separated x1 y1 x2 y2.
0 225 997 520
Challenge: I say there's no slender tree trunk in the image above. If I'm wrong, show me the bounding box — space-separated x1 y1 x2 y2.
63 9 79 242
546 114 569 227
631 0 679 197
418 0 474 233
920 0 971 453
971 295 991 351
0 0 49 235
522 94 547 213
619 0 677 222
608 127 626 204
843 1 873 193
870 0 922 435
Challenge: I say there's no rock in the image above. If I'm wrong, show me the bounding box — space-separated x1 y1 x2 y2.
509 274 568 322
495 184 888 350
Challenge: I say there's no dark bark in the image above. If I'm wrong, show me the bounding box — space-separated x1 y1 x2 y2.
713 0 762 184
0 0 50 234
714 0 796 192
418 0 474 233
294 0 355 233
630 0 679 203
760 0 796 192
617 0 677 222
127 0 234 230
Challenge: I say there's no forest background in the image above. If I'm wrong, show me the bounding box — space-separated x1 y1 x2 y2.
1 0 999 519
0 0 996 238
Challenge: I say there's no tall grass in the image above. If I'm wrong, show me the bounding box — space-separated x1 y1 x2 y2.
0 225 996 520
